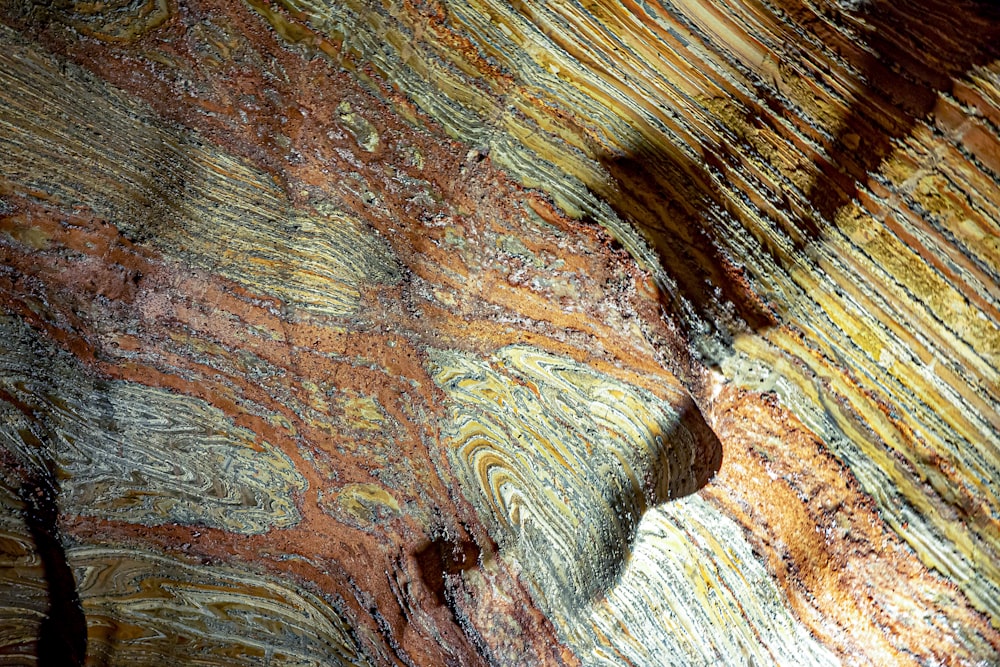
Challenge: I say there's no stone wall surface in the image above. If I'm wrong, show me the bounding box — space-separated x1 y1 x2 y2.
0 0 998 665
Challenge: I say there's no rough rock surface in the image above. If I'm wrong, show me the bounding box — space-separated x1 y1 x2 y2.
0 0 998 665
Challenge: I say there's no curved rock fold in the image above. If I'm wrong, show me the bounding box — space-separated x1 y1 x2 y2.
1 0 999 664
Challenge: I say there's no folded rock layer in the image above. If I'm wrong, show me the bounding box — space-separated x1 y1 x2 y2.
0 0 998 665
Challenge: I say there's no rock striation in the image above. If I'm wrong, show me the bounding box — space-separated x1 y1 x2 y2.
0 0 999 665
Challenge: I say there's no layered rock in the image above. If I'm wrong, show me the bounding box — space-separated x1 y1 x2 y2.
0 0 998 665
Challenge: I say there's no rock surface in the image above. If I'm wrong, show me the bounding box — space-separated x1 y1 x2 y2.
0 0 998 665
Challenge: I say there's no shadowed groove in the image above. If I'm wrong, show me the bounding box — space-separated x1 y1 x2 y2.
428 344 721 619
0 385 87 666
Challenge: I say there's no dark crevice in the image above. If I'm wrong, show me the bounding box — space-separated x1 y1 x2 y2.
1 387 87 667
20 475 87 667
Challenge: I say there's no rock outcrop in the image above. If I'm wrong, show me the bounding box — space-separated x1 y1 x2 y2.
1 0 998 665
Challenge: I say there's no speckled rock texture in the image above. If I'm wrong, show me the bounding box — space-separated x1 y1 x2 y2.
0 0 998 665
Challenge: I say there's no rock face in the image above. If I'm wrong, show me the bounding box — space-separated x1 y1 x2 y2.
0 0 998 664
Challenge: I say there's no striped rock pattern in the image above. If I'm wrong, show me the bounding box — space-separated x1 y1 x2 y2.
0 0 999 664
429 344 718 615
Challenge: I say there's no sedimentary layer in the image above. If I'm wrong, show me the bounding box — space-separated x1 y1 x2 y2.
1 0 998 665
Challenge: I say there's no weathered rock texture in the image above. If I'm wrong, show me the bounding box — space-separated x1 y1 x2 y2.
0 0 998 665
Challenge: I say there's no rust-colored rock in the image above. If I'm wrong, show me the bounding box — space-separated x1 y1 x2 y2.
1 0 999 665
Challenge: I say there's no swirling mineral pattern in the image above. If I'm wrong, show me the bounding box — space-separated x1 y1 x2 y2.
430 344 719 614
0 316 306 534
580 496 839 667
0 483 48 664
2 0 1000 663
0 25 399 318
74 547 370 666
247 0 1000 659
